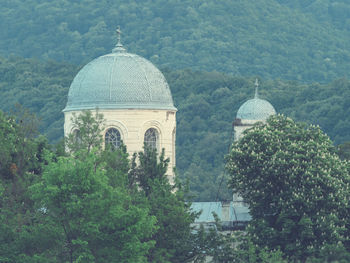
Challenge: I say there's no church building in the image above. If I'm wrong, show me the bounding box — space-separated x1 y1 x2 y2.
62 28 277 226
63 28 177 178
191 80 276 229
232 79 276 205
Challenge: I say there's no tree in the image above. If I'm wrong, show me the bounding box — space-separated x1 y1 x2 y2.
0 109 54 262
130 146 199 263
208 230 287 263
226 115 350 261
65 110 105 153
337 141 350 160
0 110 19 179
0 106 43 179
13 110 156 262
30 150 156 263
41 110 201 262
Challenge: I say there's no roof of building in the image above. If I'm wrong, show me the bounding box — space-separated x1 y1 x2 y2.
236 79 276 120
64 28 176 112
191 202 251 223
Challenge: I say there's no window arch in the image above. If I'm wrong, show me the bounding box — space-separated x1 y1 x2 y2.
144 128 159 151
105 128 121 149
72 129 81 145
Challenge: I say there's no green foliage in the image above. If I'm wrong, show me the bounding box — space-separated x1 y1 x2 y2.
130 146 199 262
0 110 157 262
0 56 76 143
65 110 105 153
101 143 130 188
9 110 199 262
0 110 19 179
304 244 350 262
1 0 350 82
337 141 350 160
0 105 44 179
30 150 156 262
197 223 287 263
226 115 350 260
0 109 55 262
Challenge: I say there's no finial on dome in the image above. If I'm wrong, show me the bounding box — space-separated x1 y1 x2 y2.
254 78 259 99
113 26 126 53
116 26 122 44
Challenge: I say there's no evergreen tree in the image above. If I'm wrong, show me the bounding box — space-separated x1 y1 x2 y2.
130 146 199 263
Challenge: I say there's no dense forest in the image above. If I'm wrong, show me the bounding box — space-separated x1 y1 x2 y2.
1 0 350 82
1 56 349 201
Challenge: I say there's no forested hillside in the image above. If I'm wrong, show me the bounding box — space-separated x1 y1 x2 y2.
0 56 77 141
1 0 350 82
1 56 349 200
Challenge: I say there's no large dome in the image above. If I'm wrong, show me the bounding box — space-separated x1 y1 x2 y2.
236 97 276 120
63 45 176 112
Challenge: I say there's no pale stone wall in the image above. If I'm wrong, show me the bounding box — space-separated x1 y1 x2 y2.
64 108 177 180
234 119 264 141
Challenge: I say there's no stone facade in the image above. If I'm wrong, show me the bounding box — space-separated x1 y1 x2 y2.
64 108 177 179
233 118 263 141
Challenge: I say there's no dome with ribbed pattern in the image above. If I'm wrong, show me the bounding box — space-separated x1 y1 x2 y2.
63 50 176 112
236 98 276 120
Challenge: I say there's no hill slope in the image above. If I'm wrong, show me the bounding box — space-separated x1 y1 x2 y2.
1 0 350 82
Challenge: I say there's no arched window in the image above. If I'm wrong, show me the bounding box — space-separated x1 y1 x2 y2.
72 129 81 144
144 128 159 151
105 128 121 149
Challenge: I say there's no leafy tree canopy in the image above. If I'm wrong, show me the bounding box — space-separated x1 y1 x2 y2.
226 115 350 260
0 56 77 143
65 110 105 153
0 109 53 263
30 149 156 262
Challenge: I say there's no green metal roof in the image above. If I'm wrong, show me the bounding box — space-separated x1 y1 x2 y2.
236 79 276 120
63 46 176 112
191 202 251 223
191 202 221 222
236 97 276 120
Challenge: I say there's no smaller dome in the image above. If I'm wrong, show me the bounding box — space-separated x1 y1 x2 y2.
236 79 276 120
236 98 276 120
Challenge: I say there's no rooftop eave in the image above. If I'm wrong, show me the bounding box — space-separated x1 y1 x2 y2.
63 104 177 112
